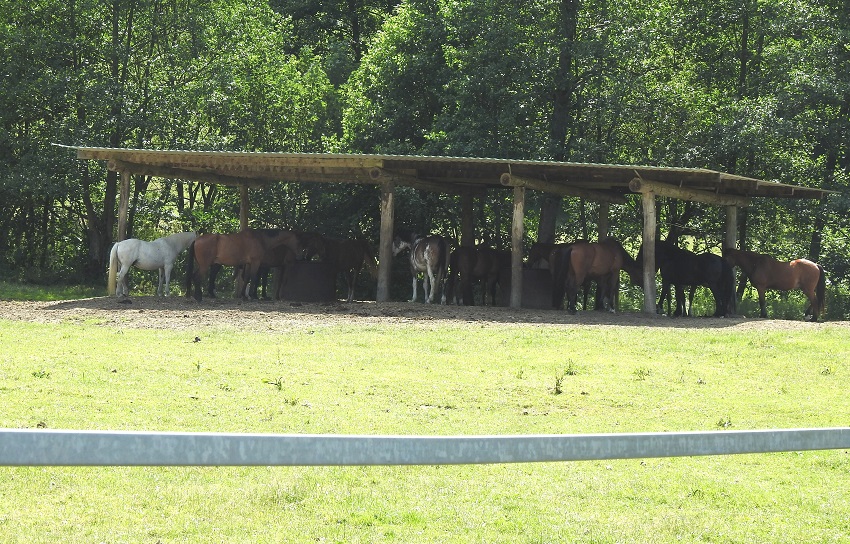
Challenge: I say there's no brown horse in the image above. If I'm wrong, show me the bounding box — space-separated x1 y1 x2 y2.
188 229 302 301
723 247 826 321
551 237 640 314
445 245 511 306
322 237 379 302
392 231 450 304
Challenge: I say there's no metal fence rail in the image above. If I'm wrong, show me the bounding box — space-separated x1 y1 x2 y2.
2 428 849 466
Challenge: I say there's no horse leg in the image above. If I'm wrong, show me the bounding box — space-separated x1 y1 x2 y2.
673 285 685 317
605 273 618 313
757 288 768 318
688 285 698 317
157 268 165 296
657 283 670 315
346 269 357 302
207 263 222 298
424 267 435 304
116 263 132 298
566 270 583 315
193 265 207 301
410 273 418 303
803 288 819 322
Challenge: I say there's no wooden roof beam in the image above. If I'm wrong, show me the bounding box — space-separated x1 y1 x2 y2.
370 168 486 197
500 173 627 205
107 159 266 188
629 177 751 207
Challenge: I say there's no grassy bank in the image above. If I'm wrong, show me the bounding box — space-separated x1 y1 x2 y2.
0 314 848 542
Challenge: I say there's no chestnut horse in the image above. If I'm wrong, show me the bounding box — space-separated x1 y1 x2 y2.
723 247 826 321
186 229 301 301
445 245 511 306
203 229 314 300
551 238 639 314
392 232 450 304
322 237 379 302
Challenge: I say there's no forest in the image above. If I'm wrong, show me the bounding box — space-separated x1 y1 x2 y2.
1 0 848 315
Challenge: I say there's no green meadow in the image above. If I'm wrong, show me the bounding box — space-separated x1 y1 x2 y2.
0 306 848 543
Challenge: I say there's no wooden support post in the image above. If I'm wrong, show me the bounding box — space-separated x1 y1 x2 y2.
239 184 250 231
461 194 474 247
640 192 657 314
598 201 610 240
724 206 737 249
510 185 525 309
538 196 560 244
724 205 739 315
377 181 395 302
117 170 131 242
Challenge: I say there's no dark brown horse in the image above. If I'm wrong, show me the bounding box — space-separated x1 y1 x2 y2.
551 238 640 314
322 237 379 302
188 229 302 301
637 241 735 317
392 232 450 304
445 245 511 306
526 242 560 269
723 247 826 321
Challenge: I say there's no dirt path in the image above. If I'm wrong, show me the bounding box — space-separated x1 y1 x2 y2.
0 296 842 332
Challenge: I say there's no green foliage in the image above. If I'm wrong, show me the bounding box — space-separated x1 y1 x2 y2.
0 0 848 316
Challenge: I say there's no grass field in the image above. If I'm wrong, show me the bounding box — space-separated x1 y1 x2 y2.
0 297 848 542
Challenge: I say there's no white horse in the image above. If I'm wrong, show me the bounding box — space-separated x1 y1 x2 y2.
107 231 197 297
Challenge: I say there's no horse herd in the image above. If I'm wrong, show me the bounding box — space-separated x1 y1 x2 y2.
107 229 827 321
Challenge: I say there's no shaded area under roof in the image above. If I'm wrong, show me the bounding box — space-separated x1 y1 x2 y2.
62 146 831 202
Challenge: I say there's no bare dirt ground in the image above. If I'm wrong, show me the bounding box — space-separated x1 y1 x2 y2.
0 295 844 332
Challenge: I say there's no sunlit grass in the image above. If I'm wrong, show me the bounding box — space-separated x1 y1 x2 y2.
0 281 106 301
0 315 848 542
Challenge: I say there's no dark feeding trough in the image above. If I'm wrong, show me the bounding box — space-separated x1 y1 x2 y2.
497 268 552 309
278 261 337 302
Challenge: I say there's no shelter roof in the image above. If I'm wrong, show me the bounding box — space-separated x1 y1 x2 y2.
62 146 831 202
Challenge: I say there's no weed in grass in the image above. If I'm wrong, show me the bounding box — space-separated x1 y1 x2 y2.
553 361 578 395
717 416 733 428
264 377 284 391
31 370 50 379
633 367 651 381
821 366 835 376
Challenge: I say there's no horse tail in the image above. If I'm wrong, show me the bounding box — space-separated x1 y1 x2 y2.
107 242 119 295
439 237 450 278
551 246 572 309
363 241 379 279
816 264 826 316
185 241 196 297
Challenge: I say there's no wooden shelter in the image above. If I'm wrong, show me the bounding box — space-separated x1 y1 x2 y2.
63 146 831 312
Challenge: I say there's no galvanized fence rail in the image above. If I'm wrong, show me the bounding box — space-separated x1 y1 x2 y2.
1 428 849 466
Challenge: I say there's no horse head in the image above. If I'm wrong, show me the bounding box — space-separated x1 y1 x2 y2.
392 231 418 255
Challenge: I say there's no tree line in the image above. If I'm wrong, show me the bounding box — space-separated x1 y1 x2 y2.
1 0 848 313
